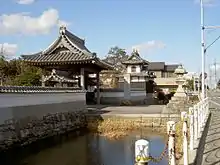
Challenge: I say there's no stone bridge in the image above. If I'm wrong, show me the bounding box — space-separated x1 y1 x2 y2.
190 91 220 165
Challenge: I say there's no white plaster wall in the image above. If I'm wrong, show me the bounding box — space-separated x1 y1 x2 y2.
99 91 153 105
0 93 86 124
127 66 132 73
100 91 146 97
126 65 141 73
136 66 141 73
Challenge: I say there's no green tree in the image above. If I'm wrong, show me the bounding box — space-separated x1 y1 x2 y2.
12 65 43 86
103 46 129 72
0 55 8 85
0 55 43 86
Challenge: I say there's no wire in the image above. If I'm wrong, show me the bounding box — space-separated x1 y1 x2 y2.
205 35 220 52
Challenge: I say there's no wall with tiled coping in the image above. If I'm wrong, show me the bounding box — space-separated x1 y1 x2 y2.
0 92 87 151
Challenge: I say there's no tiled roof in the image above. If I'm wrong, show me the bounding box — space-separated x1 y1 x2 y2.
165 64 179 72
23 52 93 62
148 62 179 72
21 26 112 70
65 30 90 52
122 50 149 65
148 62 165 70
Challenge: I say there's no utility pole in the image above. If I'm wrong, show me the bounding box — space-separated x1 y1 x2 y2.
200 0 206 99
214 59 217 86
200 0 220 98
209 64 212 89
211 59 220 89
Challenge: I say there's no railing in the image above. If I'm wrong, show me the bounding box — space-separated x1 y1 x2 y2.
0 86 85 93
134 98 210 165
168 97 210 165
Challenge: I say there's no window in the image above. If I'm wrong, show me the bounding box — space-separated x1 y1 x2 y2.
131 76 138 81
131 66 136 72
167 72 175 78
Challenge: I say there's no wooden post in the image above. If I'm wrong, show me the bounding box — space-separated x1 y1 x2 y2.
124 73 131 100
167 121 176 165
96 72 100 105
80 68 85 90
41 75 45 87
189 107 194 150
181 111 188 165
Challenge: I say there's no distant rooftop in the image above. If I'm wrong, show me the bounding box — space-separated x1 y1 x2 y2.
148 62 178 72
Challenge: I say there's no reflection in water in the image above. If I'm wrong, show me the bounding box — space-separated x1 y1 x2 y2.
1 131 168 165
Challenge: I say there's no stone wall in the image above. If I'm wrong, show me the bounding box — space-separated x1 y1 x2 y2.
0 111 87 151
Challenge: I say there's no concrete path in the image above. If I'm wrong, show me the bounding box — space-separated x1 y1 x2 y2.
86 105 165 115
197 92 220 165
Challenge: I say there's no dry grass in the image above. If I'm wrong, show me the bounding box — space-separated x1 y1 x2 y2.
87 117 187 161
87 118 139 140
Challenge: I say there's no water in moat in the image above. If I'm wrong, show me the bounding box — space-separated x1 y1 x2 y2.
0 130 168 165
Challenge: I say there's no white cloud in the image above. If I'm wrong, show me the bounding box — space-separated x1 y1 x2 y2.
194 0 217 6
16 0 35 5
0 43 18 58
0 8 69 35
131 40 166 54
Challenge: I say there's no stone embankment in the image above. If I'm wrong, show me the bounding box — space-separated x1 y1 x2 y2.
0 111 87 151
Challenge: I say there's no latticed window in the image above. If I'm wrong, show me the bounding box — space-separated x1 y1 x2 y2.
131 66 136 72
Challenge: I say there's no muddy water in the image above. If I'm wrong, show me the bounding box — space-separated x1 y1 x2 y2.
1 131 168 165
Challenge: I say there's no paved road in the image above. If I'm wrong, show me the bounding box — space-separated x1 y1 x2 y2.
199 91 220 165
0 93 84 108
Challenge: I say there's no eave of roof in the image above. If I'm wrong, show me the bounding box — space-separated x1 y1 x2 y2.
21 26 112 70
122 52 149 65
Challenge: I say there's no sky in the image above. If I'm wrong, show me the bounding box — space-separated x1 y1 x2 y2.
1 0 220 74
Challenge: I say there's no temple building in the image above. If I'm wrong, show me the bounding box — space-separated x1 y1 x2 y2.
22 26 113 103
118 50 179 92
118 50 156 93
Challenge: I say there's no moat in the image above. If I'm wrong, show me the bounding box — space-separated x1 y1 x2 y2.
0 131 168 165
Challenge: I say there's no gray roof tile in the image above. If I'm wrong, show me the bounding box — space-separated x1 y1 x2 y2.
21 26 113 70
165 64 179 72
148 62 165 70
